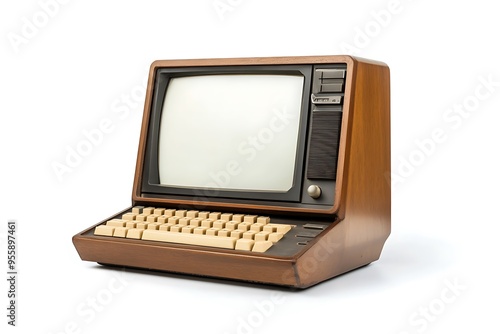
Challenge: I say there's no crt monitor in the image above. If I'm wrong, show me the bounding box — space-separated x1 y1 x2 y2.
140 63 347 212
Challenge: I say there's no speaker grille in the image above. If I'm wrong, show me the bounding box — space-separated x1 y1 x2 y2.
306 112 342 180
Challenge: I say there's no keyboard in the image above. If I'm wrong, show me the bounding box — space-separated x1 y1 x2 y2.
94 206 294 253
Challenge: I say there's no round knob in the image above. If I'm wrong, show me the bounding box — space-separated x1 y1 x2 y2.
307 185 322 199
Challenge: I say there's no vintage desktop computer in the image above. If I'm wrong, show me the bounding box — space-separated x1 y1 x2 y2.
72 55 391 288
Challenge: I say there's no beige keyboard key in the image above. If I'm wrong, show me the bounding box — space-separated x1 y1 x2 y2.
178 217 191 226
147 214 160 223
175 210 187 217
257 216 270 224
106 219 126 227
141 230 237 249
198 211 210 219
238 222 252 231
235 239 254 251
252 240 273 252
225 221 239 230
135 214 147 222
230 230 245 238
143 207 155 215
263 225 277 233
250 223 265 232
266 223 292 234
182 226 195 233
136 222 149 229
268 232 283 243
189 218 203 227
232 214 244 222
187 210 199 218
201 219 214 228
113 227 129 238
153 208 165 215
209 212 221 220
206 228 220 236
194 227 208 235
157 215 169 223
213 220 226 229
159 223 174 231
244 215 257 223
126 228 144 239
164 209 176 217
255 231 270 242
243 230 258 240
221 213 232 221
277 224 293 234
122 213 136 221
131 206 144 214
218 229 232 237
168 216 181 224
170 225 183 233
147 223 162 230
125 221 138 228
95 225 115 236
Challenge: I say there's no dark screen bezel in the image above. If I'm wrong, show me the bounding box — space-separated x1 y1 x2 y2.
141 65 312 203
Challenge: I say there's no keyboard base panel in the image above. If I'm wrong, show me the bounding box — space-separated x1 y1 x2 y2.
73 207 387 288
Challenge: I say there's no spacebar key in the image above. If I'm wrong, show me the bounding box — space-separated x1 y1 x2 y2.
142 230 237 249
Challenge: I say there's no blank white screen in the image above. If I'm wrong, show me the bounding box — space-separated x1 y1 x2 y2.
158 74 304 192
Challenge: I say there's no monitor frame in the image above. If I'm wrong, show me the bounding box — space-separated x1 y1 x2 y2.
142 65 311 203
133 56 356 217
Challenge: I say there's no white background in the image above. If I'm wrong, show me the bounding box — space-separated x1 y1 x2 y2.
1 1 499 333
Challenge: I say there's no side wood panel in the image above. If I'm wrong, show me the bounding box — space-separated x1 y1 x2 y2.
294 58 391 287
